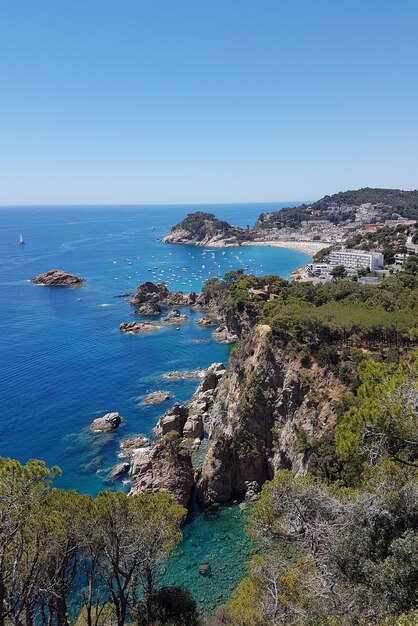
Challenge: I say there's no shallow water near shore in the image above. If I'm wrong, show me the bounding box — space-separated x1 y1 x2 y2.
0 203 307 610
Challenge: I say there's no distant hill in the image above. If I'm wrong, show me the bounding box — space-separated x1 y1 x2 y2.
254 187 418 231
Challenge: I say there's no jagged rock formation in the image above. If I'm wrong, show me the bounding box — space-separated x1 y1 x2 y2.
129 438 194 508
130 281 197 310
211 325 238 344
154 363 226 442
198 325 346 507
91 412 122 432
126 364 226 508
136 302 162 316
162 212 250 247
160 309 189 324
31 269 84 286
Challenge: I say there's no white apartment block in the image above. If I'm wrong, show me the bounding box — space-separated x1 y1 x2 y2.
330 249 384 271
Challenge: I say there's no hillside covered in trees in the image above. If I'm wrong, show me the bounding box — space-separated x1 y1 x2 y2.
198 271 418 626
254 187 418 230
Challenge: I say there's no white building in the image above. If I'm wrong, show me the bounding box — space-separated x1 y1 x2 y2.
330 249 384 271
309 262 331 276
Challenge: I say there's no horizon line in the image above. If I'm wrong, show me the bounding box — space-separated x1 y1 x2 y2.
0 199 310 209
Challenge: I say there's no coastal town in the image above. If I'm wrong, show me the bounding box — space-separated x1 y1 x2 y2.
163 189 418 285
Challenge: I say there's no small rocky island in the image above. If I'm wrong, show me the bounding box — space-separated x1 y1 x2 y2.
90 411 122 432
31 269 84 286
162 211 250 247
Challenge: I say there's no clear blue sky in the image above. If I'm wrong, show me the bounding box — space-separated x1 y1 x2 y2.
1 0 418 204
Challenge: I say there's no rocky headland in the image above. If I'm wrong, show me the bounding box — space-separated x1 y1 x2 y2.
162 211 250 247
31 269 85 286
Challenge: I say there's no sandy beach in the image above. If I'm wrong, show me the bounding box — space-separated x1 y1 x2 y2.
242 240 329 255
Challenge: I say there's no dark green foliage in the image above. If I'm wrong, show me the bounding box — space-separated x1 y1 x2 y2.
136 587 198 626
330 264 347 280
313 245 333 262
316 345 339 369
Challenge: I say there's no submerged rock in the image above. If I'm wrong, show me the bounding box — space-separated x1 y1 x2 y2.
113 292 134 298
119 434 150 458
90 412 122 432
31 269 84 286
162 369 204 380
108 462 130 479
199 563 212 577
142 391 171 405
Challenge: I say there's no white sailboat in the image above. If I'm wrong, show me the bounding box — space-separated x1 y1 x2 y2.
18 232 25 245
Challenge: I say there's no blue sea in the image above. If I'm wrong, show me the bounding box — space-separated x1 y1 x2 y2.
0 203 308 611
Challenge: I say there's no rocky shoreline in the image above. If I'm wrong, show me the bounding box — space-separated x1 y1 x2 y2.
106 363 227 509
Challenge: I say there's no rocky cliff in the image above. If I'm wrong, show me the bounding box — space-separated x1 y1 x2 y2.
162 212 250 247
198 324 346 507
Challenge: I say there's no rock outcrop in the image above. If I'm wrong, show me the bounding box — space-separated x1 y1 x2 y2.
198 325 346 507
196 317 214 327
31 269 84 286
154 403 188 437
130 437 194 508
107 462 130 480
160 309 189 324
119 321 160 334
130 281 197 311
91 412 122 432
162 212 250 247
212 325 238 344
136 302 162 316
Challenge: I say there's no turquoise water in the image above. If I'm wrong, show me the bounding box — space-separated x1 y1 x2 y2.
0 203 308 610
